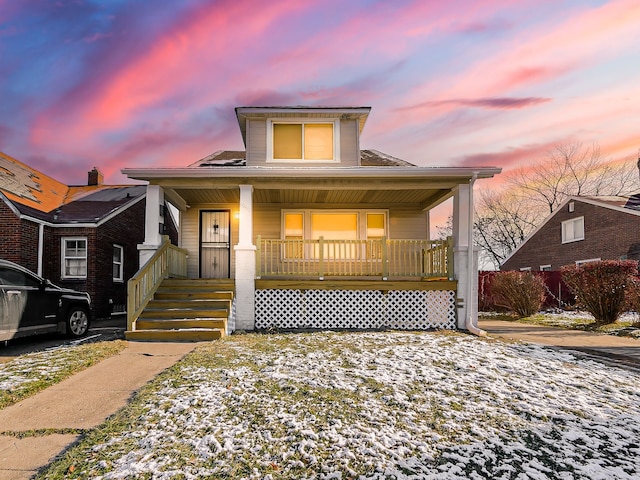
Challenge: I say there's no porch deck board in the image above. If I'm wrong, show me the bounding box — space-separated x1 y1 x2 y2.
255 279 456 291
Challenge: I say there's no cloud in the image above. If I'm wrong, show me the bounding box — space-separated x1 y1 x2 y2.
401 96 551 112
454 140 566 169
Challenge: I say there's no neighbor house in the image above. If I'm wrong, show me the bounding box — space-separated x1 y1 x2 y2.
122 106 501 340
501 194 640 271
0 152 177 318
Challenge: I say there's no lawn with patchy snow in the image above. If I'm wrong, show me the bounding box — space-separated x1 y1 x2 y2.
41 332 640 479
0 338 126 409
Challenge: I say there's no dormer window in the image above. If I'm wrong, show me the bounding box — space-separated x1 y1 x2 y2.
268 120 339 162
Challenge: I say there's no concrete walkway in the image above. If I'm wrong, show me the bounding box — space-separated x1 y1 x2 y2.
480 319 640 368
0 341 198 480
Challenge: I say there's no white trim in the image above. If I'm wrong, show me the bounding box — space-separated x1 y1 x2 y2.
266 119 340 163
561 216 585 244
122 166 502 180
61 237 88 279
576 258 601 266
2 193 145 229
112 244 124 282
539 264 551 271
37 223 44 276
281 209 389 240
519 267 532 271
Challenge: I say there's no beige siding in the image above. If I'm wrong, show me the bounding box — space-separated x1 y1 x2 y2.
181 203 427 278
246 118 360 167
388 207 428 239
246 119 266 165
339 119 359 166
182 204 238 278
254 205 427 240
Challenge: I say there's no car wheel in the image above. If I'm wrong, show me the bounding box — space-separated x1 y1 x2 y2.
66 307 89 337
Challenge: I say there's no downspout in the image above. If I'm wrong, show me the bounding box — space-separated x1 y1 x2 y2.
466 172 486 336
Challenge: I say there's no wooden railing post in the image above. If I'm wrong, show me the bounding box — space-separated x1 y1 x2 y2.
256 235 262 279
318 236 324 280
447 235 454 280
381 237 389 279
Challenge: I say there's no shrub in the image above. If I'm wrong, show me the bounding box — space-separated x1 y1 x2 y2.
491 271 546 317
561 260 638 326
624 276 640 327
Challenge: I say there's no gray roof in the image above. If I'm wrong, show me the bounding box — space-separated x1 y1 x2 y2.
190 149 415 168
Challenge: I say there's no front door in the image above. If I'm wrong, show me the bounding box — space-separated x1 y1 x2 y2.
200 210 230 278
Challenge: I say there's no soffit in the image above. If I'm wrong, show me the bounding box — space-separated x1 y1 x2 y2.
172 187 451 208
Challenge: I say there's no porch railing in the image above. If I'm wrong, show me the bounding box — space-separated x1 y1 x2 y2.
256 236 453 279
127 236 188 331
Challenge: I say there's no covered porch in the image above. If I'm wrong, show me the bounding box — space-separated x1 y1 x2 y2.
123 165 500 334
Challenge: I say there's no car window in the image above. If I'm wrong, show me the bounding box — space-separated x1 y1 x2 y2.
0 267 40 287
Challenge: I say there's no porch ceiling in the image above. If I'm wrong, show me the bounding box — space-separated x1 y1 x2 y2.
171 187 451 209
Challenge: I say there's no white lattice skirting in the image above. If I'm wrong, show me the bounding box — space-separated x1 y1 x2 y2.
255 289 457 330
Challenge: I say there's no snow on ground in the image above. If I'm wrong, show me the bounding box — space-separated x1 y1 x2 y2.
0 336 99 391
66 332 640 480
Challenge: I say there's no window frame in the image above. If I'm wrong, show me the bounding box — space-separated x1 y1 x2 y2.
61 237 88 279
561 216 585 244
281 209 389 259
266 119 340 163
113 244 124 282
539 265 551 272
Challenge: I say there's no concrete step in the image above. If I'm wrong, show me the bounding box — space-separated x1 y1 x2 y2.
125 328 224 342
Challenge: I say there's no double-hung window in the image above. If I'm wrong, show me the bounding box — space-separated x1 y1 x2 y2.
269 120 338 162
62 238 87 279
561 217 584 243
113 244 124 282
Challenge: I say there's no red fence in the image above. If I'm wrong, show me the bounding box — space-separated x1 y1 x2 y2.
478 271 574 311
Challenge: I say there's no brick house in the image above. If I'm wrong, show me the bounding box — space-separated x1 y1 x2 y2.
500 195 640 271
0 152 177 318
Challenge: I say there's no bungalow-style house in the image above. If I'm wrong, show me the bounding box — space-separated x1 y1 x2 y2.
501 194 640 271
122 106 501 340
0 151 177 318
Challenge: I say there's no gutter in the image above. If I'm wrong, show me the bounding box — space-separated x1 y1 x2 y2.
465 172 486 337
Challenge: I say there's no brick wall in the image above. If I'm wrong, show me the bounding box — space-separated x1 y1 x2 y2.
0 200 22 262
0 200 39 270
43 199 147 319
501 200 640 271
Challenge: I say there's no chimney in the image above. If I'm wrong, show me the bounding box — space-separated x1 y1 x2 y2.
88 167 103 186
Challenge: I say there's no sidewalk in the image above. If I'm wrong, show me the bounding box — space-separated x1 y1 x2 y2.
0 341 198 480
480 319 640 368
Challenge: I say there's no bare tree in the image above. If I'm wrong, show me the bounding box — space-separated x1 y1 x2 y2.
474 189 540 268
474 142 639 268
506 143 638 214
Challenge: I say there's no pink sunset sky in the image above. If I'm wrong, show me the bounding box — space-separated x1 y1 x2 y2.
1 0 640 192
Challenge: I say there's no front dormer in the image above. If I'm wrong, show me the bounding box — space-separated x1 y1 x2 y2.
235 106 371 167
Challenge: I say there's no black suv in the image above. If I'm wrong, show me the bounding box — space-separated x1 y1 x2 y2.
0 259 91 342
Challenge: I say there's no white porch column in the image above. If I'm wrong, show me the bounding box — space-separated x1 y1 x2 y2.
138 184 165 267
452 182 480 331
234 184 256 330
